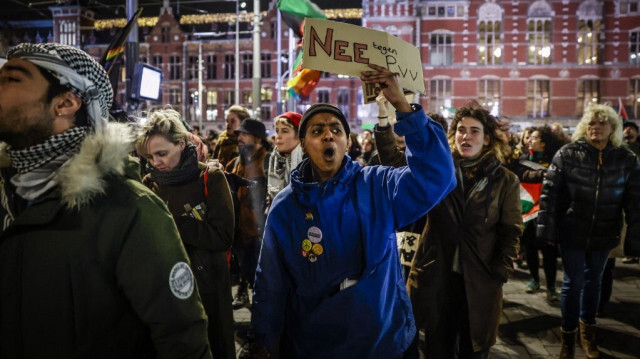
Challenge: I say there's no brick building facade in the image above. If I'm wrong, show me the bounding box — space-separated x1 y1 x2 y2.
1 0 639 133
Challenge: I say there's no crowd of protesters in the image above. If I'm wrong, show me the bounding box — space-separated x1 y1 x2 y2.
0 41 638 359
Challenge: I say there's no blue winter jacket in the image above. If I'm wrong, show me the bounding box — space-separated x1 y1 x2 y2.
252 106 456 359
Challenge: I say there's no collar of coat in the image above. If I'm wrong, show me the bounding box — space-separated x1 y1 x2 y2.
0 123 137 209
290 156 358 207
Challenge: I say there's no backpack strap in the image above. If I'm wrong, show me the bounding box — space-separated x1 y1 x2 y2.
203 169 209 197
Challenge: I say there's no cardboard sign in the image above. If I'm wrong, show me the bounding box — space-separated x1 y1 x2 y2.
302 18 425 103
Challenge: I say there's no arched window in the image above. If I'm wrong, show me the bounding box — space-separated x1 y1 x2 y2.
577 0 603 65
59 20 77 46
430 31 453 66
477 2 503 65
527 1 553 64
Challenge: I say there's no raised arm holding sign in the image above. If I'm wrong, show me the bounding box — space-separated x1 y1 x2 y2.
302 18 425 103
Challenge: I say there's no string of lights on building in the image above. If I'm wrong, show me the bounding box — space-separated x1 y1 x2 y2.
94 8 363 30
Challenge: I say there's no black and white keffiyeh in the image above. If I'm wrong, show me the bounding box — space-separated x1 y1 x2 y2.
8 126 89 174
7 43 113 132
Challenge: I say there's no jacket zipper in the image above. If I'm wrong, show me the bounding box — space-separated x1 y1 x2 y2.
586 150 603 248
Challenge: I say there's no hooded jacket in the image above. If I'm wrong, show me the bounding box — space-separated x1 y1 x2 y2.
0 124 211 359
536 139 640 254
252 106 457 359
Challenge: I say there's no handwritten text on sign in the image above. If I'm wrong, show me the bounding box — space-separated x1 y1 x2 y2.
302 18 425 103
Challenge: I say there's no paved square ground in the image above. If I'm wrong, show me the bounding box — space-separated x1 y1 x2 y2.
232 260 640 358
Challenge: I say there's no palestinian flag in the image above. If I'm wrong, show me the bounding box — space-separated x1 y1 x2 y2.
521 182 542 224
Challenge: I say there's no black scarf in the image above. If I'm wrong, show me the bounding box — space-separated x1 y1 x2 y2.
147 144 200 185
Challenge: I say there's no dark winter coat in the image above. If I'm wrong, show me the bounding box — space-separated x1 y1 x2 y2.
407 153 523 353
143 162 235 359
226 146 268 245
213 130 239 169
0 124 211 359
536 139 640 254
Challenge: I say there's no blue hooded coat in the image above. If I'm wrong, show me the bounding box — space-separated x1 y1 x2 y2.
252 106 456 359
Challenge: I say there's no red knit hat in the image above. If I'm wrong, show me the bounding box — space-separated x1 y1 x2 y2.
278 111 302 130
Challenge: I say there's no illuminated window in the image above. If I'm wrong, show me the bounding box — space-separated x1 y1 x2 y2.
242 90 252 105
577 1 602 65
478 21 502 65
429 79 452 115
59 20 76 46
527 19 552 64
188 56 198 80
430 33 453 66
576 79 600 115
224 90 235 106
478 79 501 116
169 88 182 105
206 90 218 121
527 79 550 118
630 30 640 65
578 20 601 65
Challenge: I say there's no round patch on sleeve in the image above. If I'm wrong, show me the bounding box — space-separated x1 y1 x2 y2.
169 262 195 300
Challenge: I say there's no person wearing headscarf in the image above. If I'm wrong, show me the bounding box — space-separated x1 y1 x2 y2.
0 43 211 358
137 109 236 359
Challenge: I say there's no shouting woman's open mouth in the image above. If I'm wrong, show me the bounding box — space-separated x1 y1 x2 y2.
323 147 336 161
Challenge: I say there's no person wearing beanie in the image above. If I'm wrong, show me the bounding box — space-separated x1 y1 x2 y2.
226 118 270 311
266 111 304 209
0 43 211 357
252 63 457 359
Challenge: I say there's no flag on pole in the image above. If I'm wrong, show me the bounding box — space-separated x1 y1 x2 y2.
99 8 143 75
618 97 629 120
277 0 326 21
98 8 143 121
277 0 326 100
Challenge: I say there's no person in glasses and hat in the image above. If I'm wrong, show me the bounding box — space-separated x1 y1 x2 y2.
226 118 271 310
0 43 211 357
251 64 457 359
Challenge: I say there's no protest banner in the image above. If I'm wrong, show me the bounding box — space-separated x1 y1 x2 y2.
302 18 425 103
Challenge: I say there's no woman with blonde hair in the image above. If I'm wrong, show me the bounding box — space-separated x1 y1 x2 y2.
407 100 523 358
537 103 640 358
136 109 236 359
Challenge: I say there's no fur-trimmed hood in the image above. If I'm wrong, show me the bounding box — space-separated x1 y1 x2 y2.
0 123 138 209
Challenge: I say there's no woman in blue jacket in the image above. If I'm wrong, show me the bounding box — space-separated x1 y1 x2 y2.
251 64 457 359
